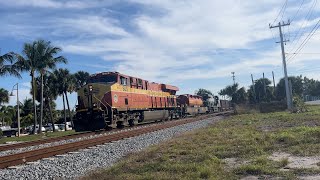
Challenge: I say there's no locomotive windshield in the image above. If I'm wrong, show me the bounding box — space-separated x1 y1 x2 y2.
87 75 117 84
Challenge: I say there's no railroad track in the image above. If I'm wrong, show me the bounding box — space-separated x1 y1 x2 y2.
0 111 232 169
0 122 157 152
0 130 101 152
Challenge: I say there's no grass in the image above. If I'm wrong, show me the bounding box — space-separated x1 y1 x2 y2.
81 105 320 180
0 130 78 144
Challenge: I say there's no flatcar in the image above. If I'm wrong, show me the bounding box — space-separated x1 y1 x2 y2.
74 72 179 131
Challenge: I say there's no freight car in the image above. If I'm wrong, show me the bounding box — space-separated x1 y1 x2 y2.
74 72 180 131
177 94 208 117
220 99 232 111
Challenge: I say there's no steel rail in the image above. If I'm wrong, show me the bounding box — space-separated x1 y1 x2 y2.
0 111 232 169
0 131 104 152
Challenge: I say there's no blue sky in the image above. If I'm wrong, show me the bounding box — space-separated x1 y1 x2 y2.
1 0 320 109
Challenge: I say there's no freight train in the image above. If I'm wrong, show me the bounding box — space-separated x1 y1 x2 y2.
73 72 231 131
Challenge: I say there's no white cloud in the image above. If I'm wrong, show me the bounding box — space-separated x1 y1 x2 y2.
60 0 289 84
0 0 91 9
56 16 129 37
2 0 320 107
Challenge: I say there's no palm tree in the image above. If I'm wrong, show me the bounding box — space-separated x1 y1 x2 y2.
73 71 90 90
53 69 73 131
37 40 66 133
16 40 67 134
0 88 9 105
0 105 15 126
21 98 33 117
0 52 22 78
0 89 10 126
35 73 59 131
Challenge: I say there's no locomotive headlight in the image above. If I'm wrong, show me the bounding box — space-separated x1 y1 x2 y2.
89 85 93 92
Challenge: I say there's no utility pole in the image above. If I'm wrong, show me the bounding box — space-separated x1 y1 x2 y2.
289 80 293 101
231 72 235 85
272 71 276 91
251 74 256 103
263 72 266 95
270 21 293 110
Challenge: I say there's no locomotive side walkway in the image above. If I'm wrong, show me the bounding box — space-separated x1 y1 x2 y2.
82 105 320 180
0 115 225 179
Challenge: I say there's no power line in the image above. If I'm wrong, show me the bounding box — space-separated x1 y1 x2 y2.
287 18 320 63
286 52 320 55
280 0 289 21
272 0 289 26
291 0 306 23
293 66 320 73
287 0 317 50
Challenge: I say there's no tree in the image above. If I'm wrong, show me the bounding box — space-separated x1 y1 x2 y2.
0 88 9 105
21 98 33 117
53 69 73 131
303 77 320 97
219 84 248 104
0 52 22 78
15 41 41 134
16 40 67 134
36 40 66 133
35 73 59 131
195 88 213 106
248 78 274 103
232 87 247 104
73 71 90 90
0 105 15 126
219 84 238 98
276 76 303 101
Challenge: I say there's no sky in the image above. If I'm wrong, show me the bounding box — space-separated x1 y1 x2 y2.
1 0 320 109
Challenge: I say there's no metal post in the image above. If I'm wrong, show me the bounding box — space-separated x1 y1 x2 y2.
289 80 293 100
251 74 256 103
263 72 266 95
11 83 20 137
17 84 20 137
272 71 276 91
270 21 292 110
231 72 235 85
39 73 44 134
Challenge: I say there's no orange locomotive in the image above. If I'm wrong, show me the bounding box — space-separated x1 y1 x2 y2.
177 94 208 116
74 72 179 131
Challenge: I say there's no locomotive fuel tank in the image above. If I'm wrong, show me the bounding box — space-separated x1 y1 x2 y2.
142 110 169 122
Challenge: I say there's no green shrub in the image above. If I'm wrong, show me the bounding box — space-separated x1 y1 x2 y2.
259 101 287 113
0 129 2 138
279 158 289 167
292 96 308 113
234 104 259 114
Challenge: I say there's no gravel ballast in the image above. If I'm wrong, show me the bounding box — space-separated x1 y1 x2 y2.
0 124 162 157
0 116 222 180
